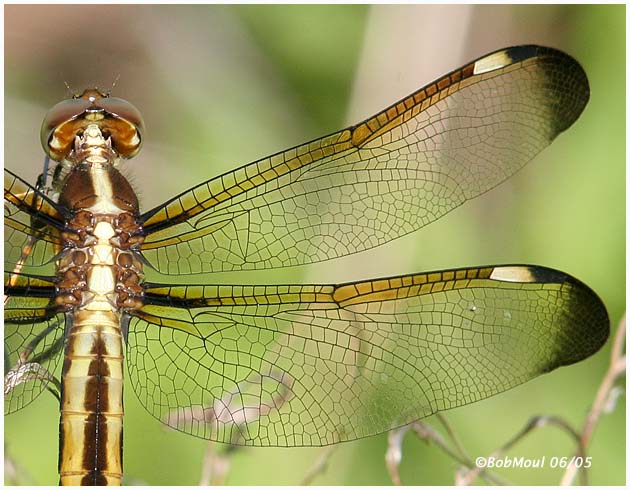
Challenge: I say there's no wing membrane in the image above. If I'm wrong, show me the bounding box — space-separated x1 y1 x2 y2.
4 169 66 275
126 264 608 445
140 46 589 275
4 273 65 414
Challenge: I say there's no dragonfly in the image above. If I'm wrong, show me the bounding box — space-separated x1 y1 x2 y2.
4 45 609 486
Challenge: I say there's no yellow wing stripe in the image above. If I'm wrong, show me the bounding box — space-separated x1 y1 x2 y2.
142 52 523 231
142 266 516 311
4 171 62 224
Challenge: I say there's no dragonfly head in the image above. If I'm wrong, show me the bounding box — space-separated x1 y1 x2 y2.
41 88 145 162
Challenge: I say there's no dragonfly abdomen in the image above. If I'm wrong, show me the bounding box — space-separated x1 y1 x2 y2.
59 309 124 486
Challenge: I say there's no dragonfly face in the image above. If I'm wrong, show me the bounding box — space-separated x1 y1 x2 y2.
4 45 609 485
40 88 144 162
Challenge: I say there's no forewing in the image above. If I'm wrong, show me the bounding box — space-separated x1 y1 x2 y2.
4 273 65 414
4 169 65 276
139 46 589 275
126 265 608 445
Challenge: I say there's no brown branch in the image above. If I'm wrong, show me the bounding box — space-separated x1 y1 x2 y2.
198 442 239 486
436 413 468 461
560 313 626 486
456 415 582 486
385 420 508 486
385 424 411 485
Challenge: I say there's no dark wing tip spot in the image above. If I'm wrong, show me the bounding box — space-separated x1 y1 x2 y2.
526 265 570 284
482 45 589 137
492 264 609 373
547 269 610 369
503 44 539 63
536 46 590 135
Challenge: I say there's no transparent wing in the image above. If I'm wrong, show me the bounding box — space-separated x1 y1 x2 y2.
126 265 608 446
139 45 589 275
4 273 65 414
4 169 65 276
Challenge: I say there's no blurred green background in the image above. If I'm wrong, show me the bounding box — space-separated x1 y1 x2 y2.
4 4 625 486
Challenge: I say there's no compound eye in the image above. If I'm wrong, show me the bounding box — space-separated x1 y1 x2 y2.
99 98 145 135
40 97 92 160
98 97 145 159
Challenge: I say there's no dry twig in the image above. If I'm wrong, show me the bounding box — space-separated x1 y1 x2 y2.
301 445 338 485
560 314 626 486
385 418 507 486
456 415 583 486
199 442 237 486
386 314 625 486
